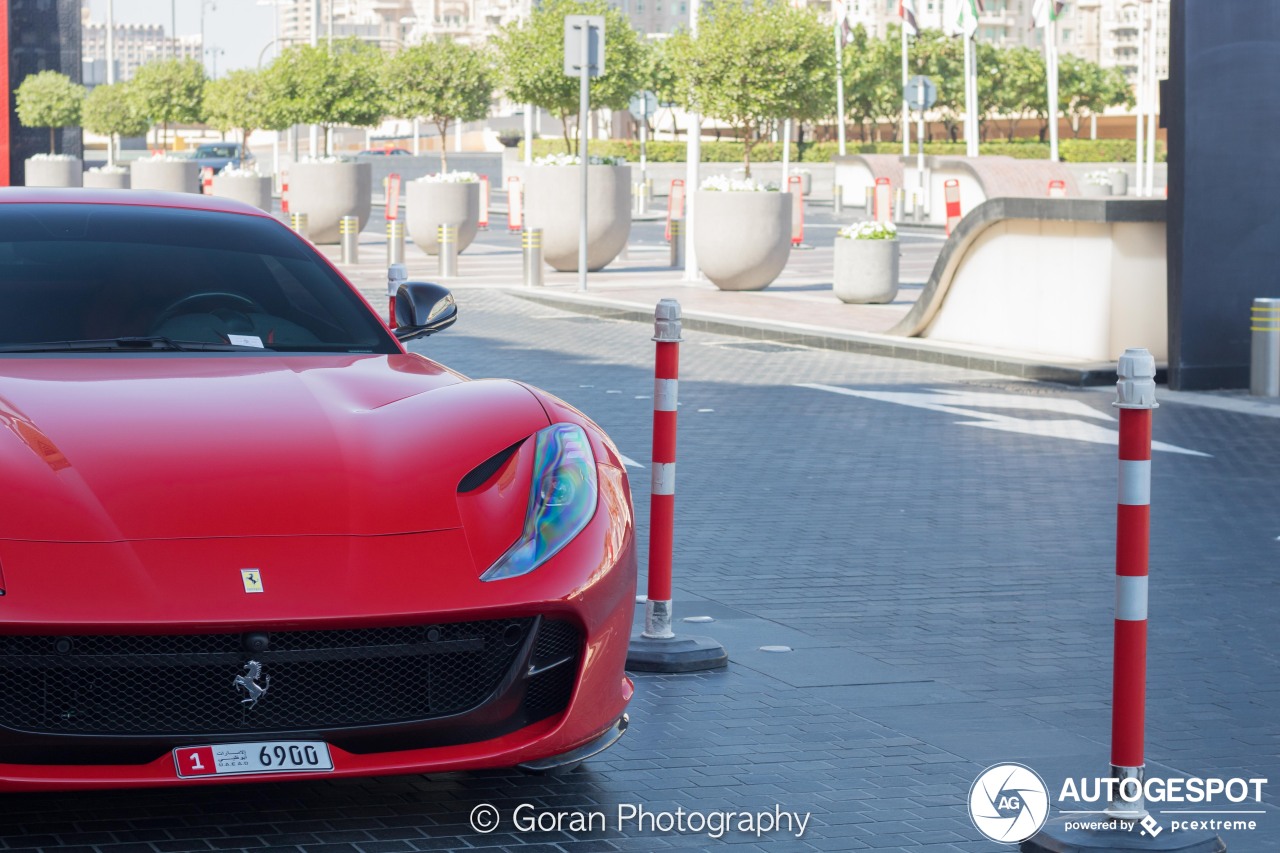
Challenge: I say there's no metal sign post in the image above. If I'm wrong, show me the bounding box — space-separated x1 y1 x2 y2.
629 91 657 202
565 15 605 293
906 75 936 222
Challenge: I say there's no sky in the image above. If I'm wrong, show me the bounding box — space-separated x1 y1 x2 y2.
85 0 279 76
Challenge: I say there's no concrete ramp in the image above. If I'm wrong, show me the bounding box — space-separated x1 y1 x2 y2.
890 197 1168 364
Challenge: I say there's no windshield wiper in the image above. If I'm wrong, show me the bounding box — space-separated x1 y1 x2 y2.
0 336 264 353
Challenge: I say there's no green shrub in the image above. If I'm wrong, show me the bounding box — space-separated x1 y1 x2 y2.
518 136 1163 163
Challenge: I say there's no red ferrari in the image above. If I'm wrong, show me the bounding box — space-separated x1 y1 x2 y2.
0 189 635 790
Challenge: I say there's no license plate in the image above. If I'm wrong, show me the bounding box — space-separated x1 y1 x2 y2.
174 741 333 778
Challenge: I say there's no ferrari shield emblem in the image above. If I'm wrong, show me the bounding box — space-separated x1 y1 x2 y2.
240 569 264 593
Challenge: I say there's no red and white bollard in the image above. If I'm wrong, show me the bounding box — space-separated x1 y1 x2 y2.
478 175 490 230
507 176 523 232
943 178 962 236
1109 347 1156 818
665 179 685 242
874 177 893 224
1048 179 1067 198
281 173 290 214
387 263 406 330
201 167 214 195
789 174 806 248
627 300 727 672
1024 349 1225 853
644 299 680 640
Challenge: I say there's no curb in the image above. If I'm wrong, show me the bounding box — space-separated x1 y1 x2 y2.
510 289 1164 387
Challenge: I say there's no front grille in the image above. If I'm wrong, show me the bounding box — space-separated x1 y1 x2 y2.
0 619 532 736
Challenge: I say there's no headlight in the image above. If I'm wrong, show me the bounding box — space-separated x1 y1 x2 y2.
481 423 598 581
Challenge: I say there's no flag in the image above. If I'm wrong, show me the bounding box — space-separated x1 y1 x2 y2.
835 1 855 46
899 0 919 37
1032 0 1064 28
954 0 983 39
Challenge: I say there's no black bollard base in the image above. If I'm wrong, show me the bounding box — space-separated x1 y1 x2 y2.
1022 815 1225 853
626 633 727 673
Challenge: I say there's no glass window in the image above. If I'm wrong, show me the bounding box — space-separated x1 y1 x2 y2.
0 204 397 354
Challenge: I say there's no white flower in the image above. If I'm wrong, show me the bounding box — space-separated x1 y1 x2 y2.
838 220 897 241
298 155 350 164
415 171 480 183
87 164 129 174
1084 170 1112 186
533 153 625 166
142 152 192 163
699 175 778 192
30 153 78 161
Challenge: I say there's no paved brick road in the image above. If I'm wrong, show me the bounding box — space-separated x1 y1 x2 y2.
2 290 1275 852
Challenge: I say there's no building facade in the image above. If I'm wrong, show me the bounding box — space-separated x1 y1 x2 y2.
80 22 202 84
3 0 83 185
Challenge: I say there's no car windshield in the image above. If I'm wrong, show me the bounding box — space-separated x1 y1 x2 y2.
196 145 237 158
0 203 398 354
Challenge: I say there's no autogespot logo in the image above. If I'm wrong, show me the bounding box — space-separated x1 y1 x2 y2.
968 763 1050 843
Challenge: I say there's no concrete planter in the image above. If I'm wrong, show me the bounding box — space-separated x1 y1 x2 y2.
523 165 631 271
1108 170 1129 196
131 159 200 193
212 174 273 211
286 161 372 244
406 180 480 256
25 157 82 187
1081 182 1113 198
83 169 130 189
694 190 791 291
833 237 899 304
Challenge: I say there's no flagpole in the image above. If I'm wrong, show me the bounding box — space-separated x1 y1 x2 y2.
901 24 909 157
1134 0 1146 196
1144 2 1157 196
1047 16 1059 161
963 32 975 156
836 9 846 157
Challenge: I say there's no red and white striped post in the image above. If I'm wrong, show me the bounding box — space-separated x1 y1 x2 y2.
200 167 214 195
627 300 726 673
478 175 490 230
1048 179 1067 198
1108 346 1156 818
665 179 685 242
644 298 681 640
943 179 962 236
387 263 406 330
507 176 523 232
789 174 805 248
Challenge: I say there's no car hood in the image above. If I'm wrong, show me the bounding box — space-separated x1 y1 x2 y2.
0 354 550 542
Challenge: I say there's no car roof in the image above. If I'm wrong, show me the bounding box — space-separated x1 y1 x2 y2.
0 187 274 218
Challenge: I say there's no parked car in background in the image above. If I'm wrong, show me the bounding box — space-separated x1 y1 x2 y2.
358 148 413 156
189 143 255 172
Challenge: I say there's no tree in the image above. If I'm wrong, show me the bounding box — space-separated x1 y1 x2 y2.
387 40 494 173
81 82 150 165
913 29 965 142
1059 55 1133 137
264 39 388 155
644 33 685 139
677 0 832 175
14 70 84 155
130 59 205 149
203 68 277 166
494 0 646 153
988 45 1045 141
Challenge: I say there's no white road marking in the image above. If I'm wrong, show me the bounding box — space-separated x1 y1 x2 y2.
798 384 1211 457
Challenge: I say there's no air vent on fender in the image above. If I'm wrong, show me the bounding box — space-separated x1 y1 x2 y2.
458 440 524 493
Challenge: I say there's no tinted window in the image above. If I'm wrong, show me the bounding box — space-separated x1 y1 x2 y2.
0 204 397 354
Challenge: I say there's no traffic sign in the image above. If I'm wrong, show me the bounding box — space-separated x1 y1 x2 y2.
564 16 605 77
906 75 937 111
629 90 658 118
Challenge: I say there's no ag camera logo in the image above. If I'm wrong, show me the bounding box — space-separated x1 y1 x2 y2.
968 763 1050 843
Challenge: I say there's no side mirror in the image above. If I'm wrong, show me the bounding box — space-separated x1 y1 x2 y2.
395 281 457 342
